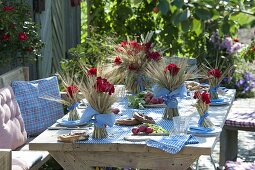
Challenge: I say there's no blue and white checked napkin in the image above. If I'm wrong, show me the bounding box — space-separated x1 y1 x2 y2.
146 135 199 154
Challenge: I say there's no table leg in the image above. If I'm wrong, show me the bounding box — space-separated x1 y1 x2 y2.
219 127 238 166
49 151 94 170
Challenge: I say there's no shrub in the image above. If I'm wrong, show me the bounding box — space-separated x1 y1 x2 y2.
0 1 43 64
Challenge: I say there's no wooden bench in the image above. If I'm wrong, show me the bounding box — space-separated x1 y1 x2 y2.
0 67 51 170
220 110 255 167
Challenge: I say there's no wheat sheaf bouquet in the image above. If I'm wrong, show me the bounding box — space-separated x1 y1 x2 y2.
41 71 82 121
105 31 164 94
79 67 117 138
145 58 197 119
193 91 214 128
202 60 233 100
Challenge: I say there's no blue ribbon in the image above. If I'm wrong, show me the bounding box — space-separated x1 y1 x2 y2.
209 85 220 93
67 102 80 111
153 84 187 109
198 112 209 126
79 105 116 128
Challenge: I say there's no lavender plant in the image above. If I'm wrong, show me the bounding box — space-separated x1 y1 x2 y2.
236 72 255 98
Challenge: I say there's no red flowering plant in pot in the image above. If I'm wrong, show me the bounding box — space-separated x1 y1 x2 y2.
0 1 43 64
79 67 117 138
145 58 198 119
104 31 164 94
193 91 214 128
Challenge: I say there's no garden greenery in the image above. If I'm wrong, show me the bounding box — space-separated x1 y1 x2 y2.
67 0 255 97
0 1 43 64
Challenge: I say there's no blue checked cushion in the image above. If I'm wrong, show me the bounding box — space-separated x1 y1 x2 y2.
12 76 64 136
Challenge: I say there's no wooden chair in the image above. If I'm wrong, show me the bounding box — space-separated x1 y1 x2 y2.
0 67 51 170
0 67 29 88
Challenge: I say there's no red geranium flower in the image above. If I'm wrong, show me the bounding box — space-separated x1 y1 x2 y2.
144 42 151 52
129 40 143 51
128 64 137 71
96 77 115 95
66 86 79 98
18 32 28 41
3 6 14 11
120 41 127 47
252 47 255 52
148 51 161 61
208 69 222 79
164 63 180 76
88 67 97 76
2 34 10 41
193 91 201 99
201 91 210 104
114 56 122 65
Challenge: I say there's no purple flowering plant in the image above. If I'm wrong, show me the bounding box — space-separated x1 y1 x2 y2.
235 72 255 97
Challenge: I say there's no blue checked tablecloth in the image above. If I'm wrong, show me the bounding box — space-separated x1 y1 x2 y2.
146 135 199 154
75 97 199 154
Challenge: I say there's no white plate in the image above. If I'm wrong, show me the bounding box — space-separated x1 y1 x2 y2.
187 126 222 137
56 118 88 127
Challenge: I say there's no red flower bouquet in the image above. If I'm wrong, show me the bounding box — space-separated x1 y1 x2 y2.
105 31 163 94
193 91 214 127
79 67 117 138
205 66 232 100
145 59 197 119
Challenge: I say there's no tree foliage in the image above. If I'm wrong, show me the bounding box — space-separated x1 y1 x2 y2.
85 0 255 63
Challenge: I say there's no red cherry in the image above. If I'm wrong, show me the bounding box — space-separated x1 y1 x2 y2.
112 108 120 114
153 7 159 14
138 125 147 132
150 97 158 104
158 97 164 104
132 127 140 135
146 127 153 134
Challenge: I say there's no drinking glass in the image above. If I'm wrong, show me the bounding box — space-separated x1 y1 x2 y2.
172 116 190 135
114 85 126 100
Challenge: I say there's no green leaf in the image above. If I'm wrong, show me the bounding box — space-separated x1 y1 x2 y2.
181 19 192 32
172 0 184 8
222 19 230 35
192 19 202 35
194 8 212 20
179 9 190 22
158 0 170 15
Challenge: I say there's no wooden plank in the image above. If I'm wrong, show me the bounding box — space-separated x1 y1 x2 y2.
35 0 53 78
0 67 29 88
49 151 199 170
52 0 65 74
225 125 255 132
219 127 238 166
0 149 11 170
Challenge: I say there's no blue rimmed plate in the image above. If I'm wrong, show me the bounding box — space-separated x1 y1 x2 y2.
210 98 230 106
187 126 222 137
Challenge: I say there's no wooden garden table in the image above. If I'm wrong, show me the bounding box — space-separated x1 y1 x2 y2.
29 89 236 170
